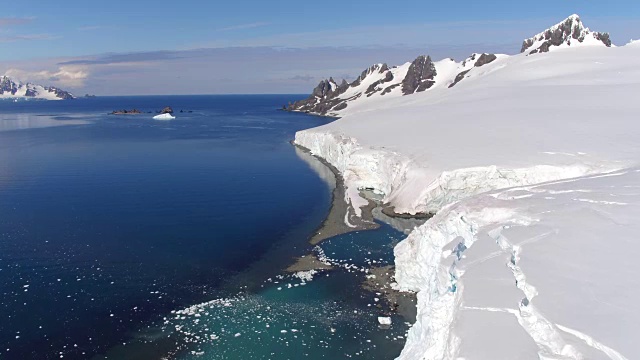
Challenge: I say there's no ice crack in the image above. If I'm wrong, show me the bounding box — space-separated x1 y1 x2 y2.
488 226 583 360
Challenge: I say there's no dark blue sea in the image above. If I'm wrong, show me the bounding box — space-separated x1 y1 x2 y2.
0 96 409 360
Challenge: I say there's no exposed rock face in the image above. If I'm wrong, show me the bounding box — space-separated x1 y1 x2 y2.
401 56 437 95
352 64 388 87
449 53 497 88
285 77 350 116
0 76 74 100
44 86 74 100
0 76 19 95
448 70 471 89
474 53 497 67
161 106 174 114
521 14 612 54
366 71 394 97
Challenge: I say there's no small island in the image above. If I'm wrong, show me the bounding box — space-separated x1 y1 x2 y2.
109 106 174 115
110 109 143 115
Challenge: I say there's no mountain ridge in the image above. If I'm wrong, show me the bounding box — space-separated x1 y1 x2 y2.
0 76 75 100
286 14 612 117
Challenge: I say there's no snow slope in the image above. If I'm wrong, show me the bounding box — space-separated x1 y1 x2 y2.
294 17 640 360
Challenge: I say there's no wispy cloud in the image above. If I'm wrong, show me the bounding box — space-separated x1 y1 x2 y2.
0 17 34 27
0 33 57 42
216 22 270 32
59 50 191 65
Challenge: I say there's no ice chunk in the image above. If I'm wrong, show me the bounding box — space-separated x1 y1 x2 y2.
152 113 175 120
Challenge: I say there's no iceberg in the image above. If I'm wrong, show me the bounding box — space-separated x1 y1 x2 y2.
152 113 175 120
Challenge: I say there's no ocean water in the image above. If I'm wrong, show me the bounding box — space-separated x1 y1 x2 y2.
0 96 409 360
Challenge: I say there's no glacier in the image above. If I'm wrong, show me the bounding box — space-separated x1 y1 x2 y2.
294 17 640 360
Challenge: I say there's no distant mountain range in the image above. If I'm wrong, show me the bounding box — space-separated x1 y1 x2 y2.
0 76 75 100
286 14 612 117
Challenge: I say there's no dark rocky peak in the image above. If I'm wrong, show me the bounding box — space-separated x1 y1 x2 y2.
0 76 19 95
336 78 350 93
474 53 497 67
363 63 388 77
311 79 337 98
521 14 612 55
401 55 437 95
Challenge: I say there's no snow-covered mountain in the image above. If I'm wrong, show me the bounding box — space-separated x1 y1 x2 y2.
286 53 502 117
287 14 611 118
293 15 640 360
521 14 612 54
0 76 75 100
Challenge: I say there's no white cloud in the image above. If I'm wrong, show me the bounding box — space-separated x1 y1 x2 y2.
4 65 89 88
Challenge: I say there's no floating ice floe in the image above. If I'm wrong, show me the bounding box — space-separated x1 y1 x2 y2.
152 113 175 120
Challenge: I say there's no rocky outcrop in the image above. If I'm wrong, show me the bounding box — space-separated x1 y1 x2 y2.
521 14 611 54
286 77 351 116
352 64 389 87
0 76 19 95
448 70 471 89
161 106 174 114
474 53 497 67
366 71 394 96
111 109 143 115
401 55 437 95
448 53 497 88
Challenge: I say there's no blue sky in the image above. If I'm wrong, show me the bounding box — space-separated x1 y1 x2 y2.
1 0 639 94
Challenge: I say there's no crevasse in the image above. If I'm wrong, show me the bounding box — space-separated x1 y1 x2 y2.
293 130 611 360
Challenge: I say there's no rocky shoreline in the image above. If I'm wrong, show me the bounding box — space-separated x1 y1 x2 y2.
287 142 420 322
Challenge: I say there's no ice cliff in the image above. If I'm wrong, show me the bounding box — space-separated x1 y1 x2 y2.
294 15 640 360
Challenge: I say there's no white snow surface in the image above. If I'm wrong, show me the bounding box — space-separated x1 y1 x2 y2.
294 42 640 359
